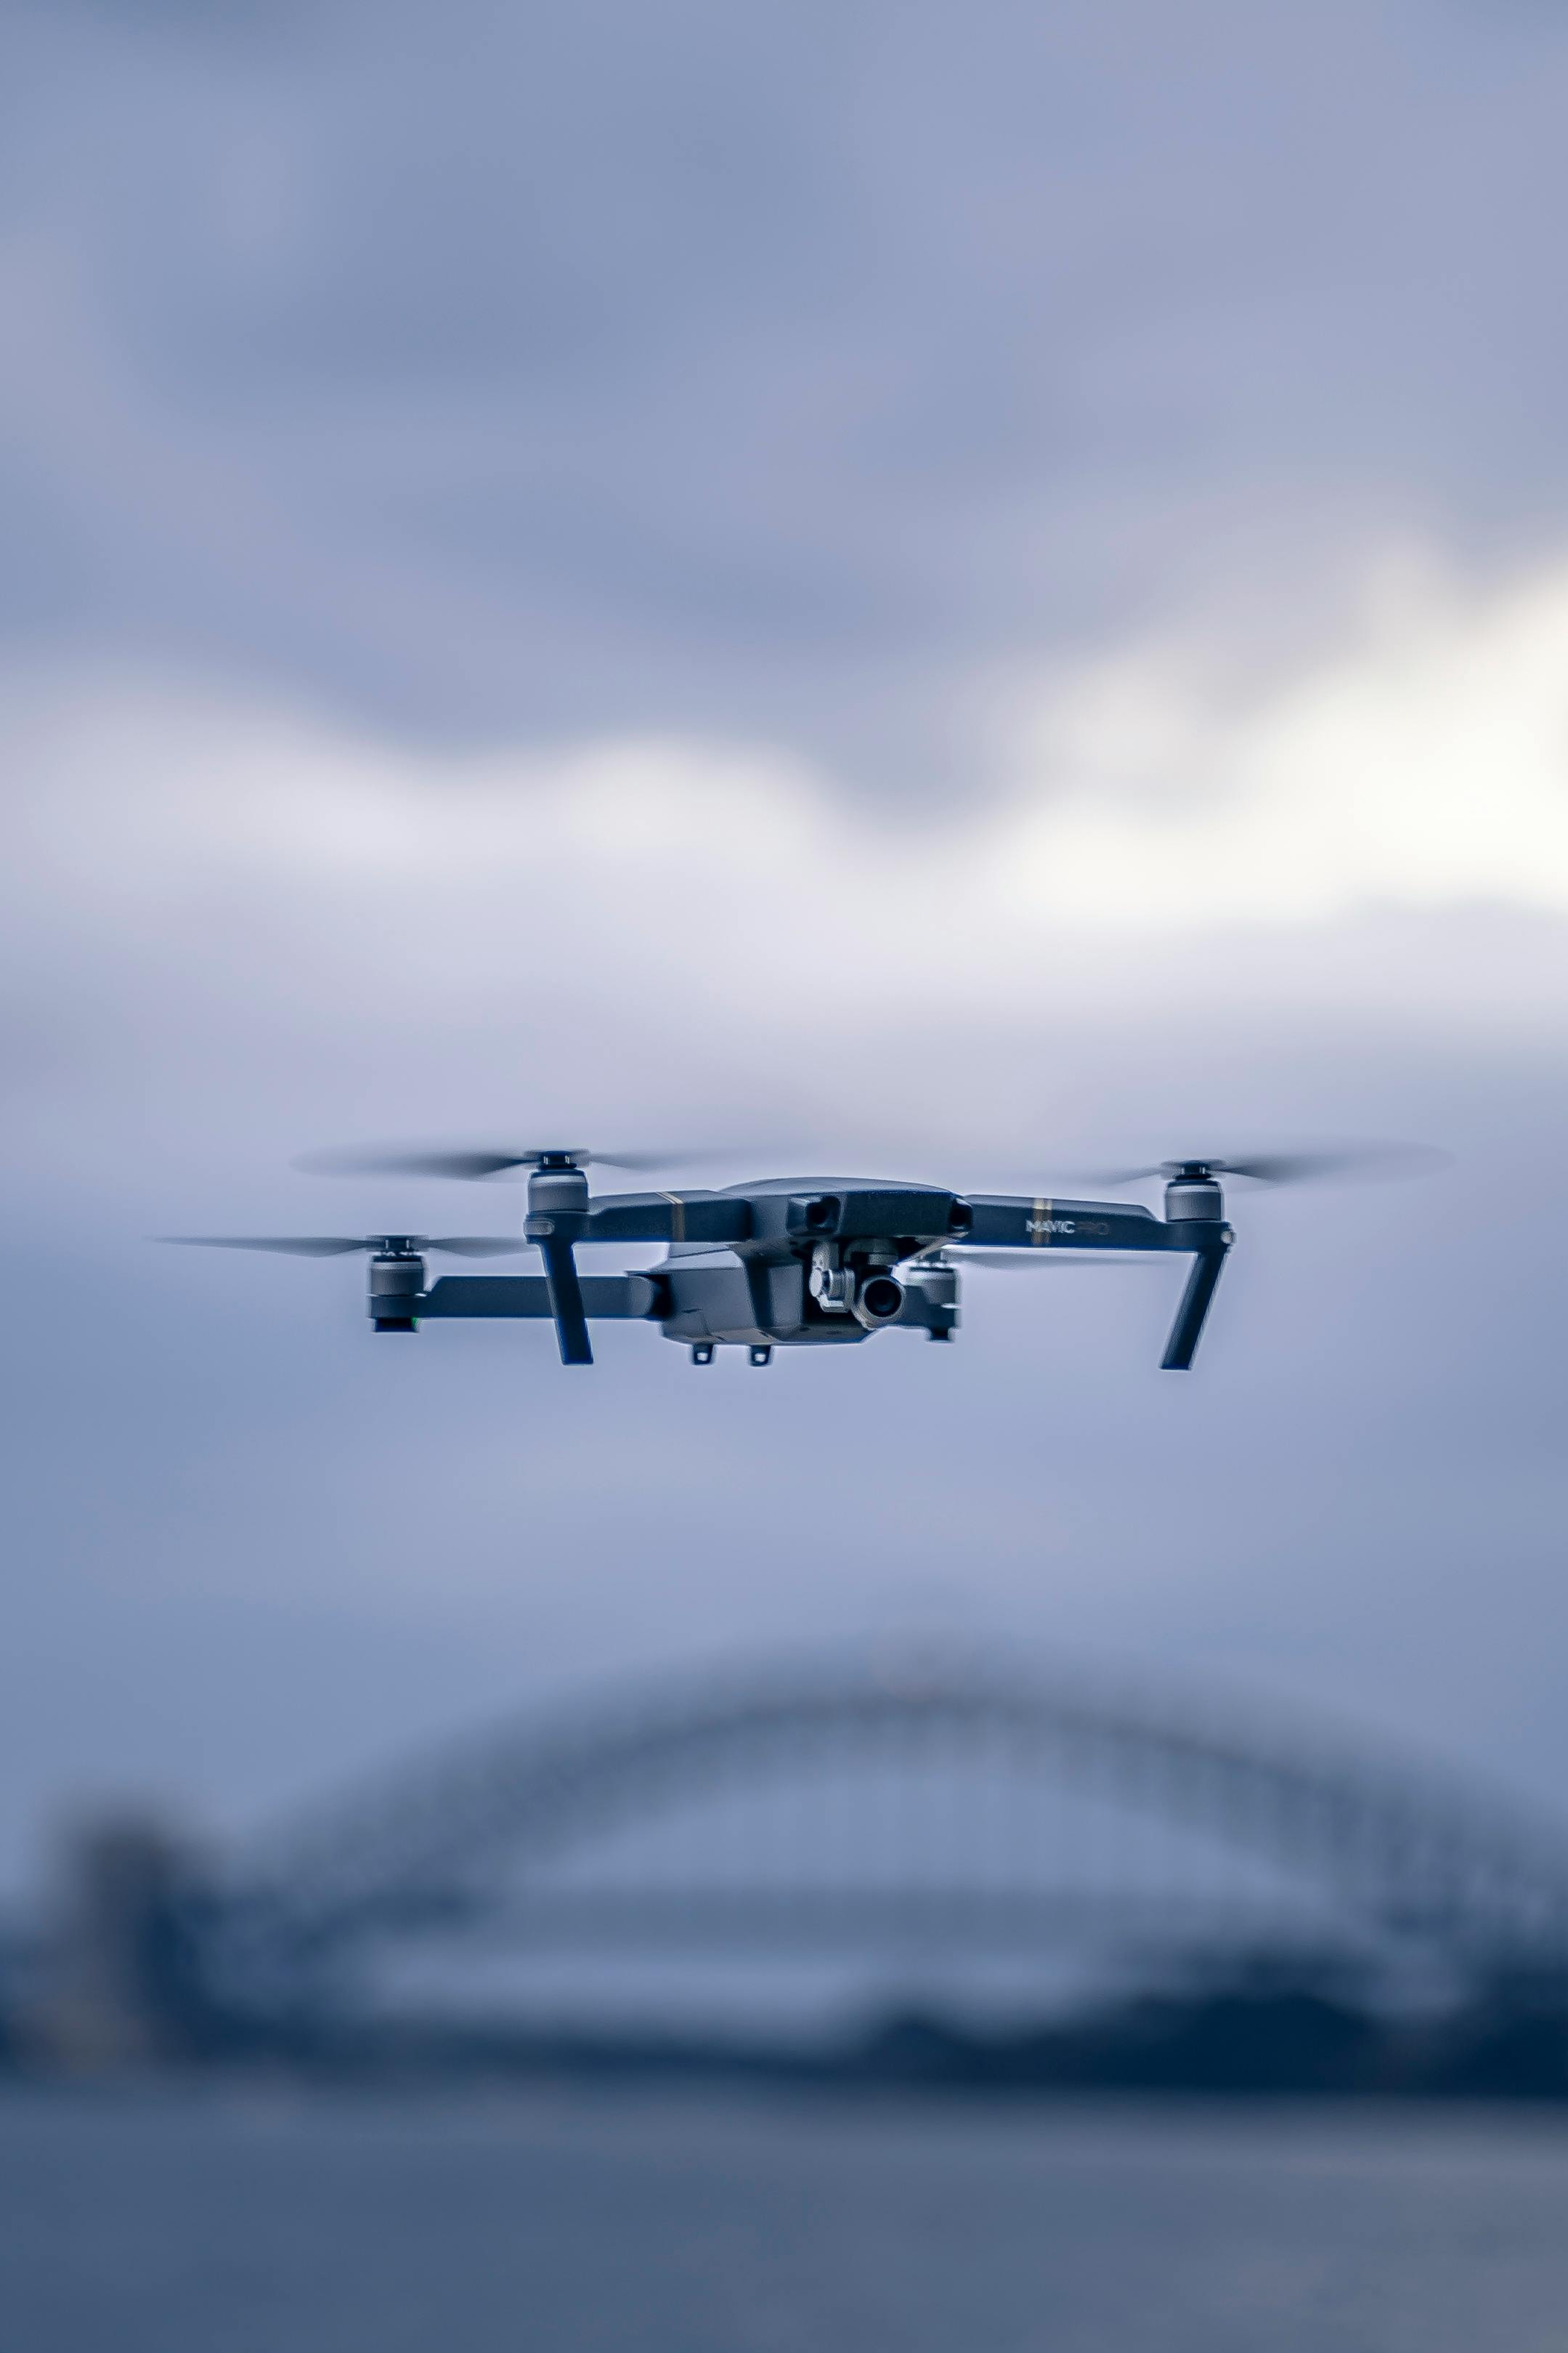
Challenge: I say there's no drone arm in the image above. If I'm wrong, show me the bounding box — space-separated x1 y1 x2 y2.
421 1274 662 1320
962 1196 1174 1253
1161 1244 1227 1371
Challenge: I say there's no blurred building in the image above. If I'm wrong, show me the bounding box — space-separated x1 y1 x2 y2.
23 1817 221 2073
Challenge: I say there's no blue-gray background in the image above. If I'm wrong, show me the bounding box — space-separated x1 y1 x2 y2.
4 0 1568 1893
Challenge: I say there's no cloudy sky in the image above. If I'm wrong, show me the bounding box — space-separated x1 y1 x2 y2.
5 0 1568 1891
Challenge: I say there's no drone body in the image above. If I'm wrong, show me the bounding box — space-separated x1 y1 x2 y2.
172 1154 1244 1372
168 1141 1442 1373
399 1168 1230 1371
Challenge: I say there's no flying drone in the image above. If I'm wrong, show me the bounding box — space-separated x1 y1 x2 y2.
165 1142 1439 1371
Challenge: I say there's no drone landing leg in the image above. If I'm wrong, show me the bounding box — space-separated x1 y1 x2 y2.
539 1236 593 1365
1161 1249 1226 1372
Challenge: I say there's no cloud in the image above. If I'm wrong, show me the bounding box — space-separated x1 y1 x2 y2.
7 546 1568 1057
8 1 1568 771
993 551 1568 929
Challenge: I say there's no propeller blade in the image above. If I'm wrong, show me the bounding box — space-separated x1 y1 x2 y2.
589 1148 744 1171
296 1143 737 1180
296 1147 550 1180
1078 1165 1177 1188
426 1236 530 1258
159 1234 527 1258
1076 1143 1448 1189
1211 1145 1450 1186
159 1236 372 1257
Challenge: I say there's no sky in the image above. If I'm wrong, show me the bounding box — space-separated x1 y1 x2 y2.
5 0 1568 1897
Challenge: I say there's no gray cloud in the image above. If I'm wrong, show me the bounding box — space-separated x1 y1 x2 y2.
7 1 1568 780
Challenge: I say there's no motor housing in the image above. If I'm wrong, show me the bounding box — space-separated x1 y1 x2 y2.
1163 1170 1225 1225
369 1251 423 1332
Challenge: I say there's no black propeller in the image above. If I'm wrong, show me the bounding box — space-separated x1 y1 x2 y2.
160 1235 527 1258
296 1144 733 1180
1080 1145 1448 1188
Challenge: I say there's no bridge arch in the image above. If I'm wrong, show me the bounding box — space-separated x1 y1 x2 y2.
219 1655 1568 1984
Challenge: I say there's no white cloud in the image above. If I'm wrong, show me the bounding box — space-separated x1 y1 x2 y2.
7 548 1568 1026
990 551 1568 927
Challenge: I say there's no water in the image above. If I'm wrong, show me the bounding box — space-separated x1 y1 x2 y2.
4 2086 1568 2352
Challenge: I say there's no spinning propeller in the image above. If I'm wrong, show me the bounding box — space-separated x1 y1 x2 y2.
164 1132 1448 1376
1081 1145 1449 1188
296 1143 728 1180
161 1234 527 1258
294 1141 742 1362
915 1139 1445 1367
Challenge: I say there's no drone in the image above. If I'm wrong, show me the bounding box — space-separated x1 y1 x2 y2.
165 1141 1439 1371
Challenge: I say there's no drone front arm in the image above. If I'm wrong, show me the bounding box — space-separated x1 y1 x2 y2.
962 1196 1177 1254
962 1194 1230 1370
420 1273 663 1321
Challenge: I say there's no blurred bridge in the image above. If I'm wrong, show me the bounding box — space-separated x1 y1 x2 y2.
202 1651 1568 2008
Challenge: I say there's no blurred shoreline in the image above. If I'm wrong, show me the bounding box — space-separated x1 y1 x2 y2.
10 1971 1568 2105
